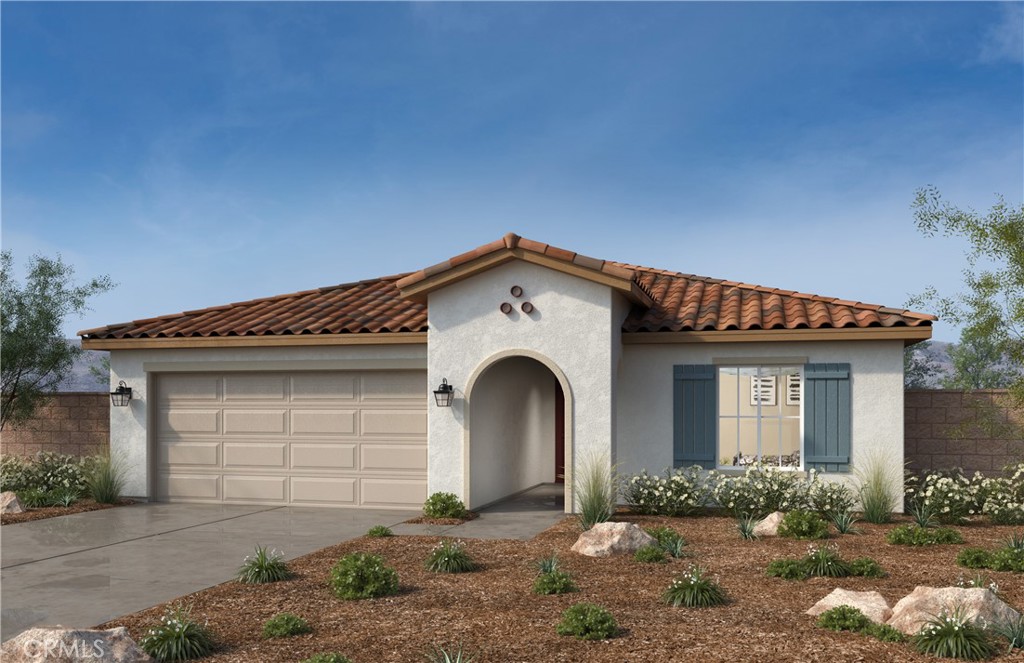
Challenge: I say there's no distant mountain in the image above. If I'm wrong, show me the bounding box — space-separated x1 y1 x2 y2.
907 340 954 388
57 339 109 393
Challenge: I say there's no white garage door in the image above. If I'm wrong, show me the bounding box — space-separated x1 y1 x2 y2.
155 371 428 508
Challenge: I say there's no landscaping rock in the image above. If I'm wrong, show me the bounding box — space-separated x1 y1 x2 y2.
887 586 1021 635
753 511 785 537
1 491 24 514
0 626 152 662
571 522 657 557
806 588 893 625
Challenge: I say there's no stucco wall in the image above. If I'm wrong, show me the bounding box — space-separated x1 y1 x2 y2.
469 356 555 507
616 340 906 507
109 344 427 498
427 260 626 510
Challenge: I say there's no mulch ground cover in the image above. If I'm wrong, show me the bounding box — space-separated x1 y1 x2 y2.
102 513 1024 662
1 498 134 525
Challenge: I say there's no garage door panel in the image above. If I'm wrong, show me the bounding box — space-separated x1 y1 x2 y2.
361 372 426 400
223 409 287 434
292 374 356 401
224 475 287 502
362 445 427 471
159 409 220 435
291 443 356 470
224 442 287 468
361 478 427 507
290 410 356 435
224 375 287 401
160 474 221 500
361 410 427 436
160 441 220 467
291 477 356 505
158 376 220 403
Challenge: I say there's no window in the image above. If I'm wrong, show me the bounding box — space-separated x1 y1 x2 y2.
717 366 801 468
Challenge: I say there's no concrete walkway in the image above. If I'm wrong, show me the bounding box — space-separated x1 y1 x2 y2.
1 484 566 640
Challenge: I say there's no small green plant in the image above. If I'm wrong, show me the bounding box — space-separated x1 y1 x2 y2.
830 510 859 535
366 525 393 538
663 564 727 608
634 544 668 564
138 604 215 661
1004 532 1024 552
910 500 938 528
957 548 995 569
737 514 758 540
804 543 851 577
849 557 887 578
262 612 311 639
423 492 468 519
864 622 907 643
424 643 477 662
645 526 687 556
912 606 997 660
329 553 400 600
237 545 292 584
817 605 871 632
555 603 618 640
51 487 80 507
574 451 617 531
660 536 688 559
302 654 353 663
777 509 830 540
533 570 578 595
886 524 963 546
17 488 53 508
425 539 476 573
955 572 999 593
992 615 1024 653
534 553 560 575
766 558 809 581
856 453 899 524
990 547 1024 572
86 454 126 504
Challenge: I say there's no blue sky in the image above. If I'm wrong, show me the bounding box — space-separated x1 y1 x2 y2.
3 2 1022 342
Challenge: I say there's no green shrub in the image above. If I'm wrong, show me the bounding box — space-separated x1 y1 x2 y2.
86 454 126 504
302 654 353 663
622 466 711 516
555 603 618 640
992 615 1024 653
51 487 79 507
709 463 811 518
766 559 809 581
910 500 938 528
138 604 215 661
1005 531 1024 552
777 510 830 540
990 548 1024 573
17 488 54 508
912 606 997 660
864 622 907 643
856 454 899 524
830 510 859 535
886 524 963 546
663 564 727 608
808 480 857 519
534 553 559 575
533 570 578 595
804 543 851 577
329 553 399 600
366 525 393 538
816 605 871 632
262 612 311 639
423 492 467 519
957 548 995 570
0 455 32 493
981 465 1024 525
425 539 476 573
575 451 617 530
644 526 686 551
634 545 667 564
915 470 980 525
237 545 291 584
424 642 477 662
848 557 887 578
737 514 758 540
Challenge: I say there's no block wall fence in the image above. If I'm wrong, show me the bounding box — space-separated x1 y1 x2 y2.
0 393 109 459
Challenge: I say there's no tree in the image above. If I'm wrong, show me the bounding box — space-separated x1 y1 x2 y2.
904 341 940 389
1 252 113 429
941 326 1020 390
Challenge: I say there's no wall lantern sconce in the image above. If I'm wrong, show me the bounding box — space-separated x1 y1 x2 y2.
433 378 454 407
110 381 133 407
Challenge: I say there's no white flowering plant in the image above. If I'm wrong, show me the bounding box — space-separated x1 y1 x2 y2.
981 464 1024 525
621 466 711 516
1 451 92 494
709 462 813 517
907 463 1024 525
912 605 997 660
139 603 214 661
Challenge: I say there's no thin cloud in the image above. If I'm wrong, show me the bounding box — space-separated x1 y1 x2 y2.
978 3 1024 65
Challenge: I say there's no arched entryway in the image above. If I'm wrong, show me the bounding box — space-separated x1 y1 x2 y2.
463 351 572 511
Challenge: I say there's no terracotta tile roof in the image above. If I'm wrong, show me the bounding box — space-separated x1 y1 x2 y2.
79 234 934 340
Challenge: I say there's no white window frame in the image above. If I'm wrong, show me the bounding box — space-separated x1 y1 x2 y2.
717 365 804 470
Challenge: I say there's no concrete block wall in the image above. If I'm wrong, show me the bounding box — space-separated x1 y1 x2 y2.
0 393 109 459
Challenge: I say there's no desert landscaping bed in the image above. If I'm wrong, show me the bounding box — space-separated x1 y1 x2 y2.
101 513 1024 662
0 498 133 525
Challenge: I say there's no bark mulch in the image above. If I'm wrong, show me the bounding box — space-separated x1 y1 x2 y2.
404 512 480 526
101 514 1024 663
1 498 134 526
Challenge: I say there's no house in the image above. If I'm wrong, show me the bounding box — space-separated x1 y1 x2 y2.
79 233 934 512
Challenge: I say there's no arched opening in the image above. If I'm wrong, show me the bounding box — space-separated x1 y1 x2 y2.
465 354 570 510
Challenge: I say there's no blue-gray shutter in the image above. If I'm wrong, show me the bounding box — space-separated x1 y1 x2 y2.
674 365 716 469
803 363 851 472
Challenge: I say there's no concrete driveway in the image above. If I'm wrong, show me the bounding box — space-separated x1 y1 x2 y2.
1 485 566 641
1 503 413 641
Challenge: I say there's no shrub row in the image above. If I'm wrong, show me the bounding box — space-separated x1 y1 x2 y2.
766 544 886 581
907 463 1024 525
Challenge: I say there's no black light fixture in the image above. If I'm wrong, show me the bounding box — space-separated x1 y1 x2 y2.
433 378 454 407
110 380 133 407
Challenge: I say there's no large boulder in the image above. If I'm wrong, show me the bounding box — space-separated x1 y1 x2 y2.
0 626 152 662
1 491 24 514
887 586 1021 635
571 522 657 557
807 588 893 625
753 511 785 537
